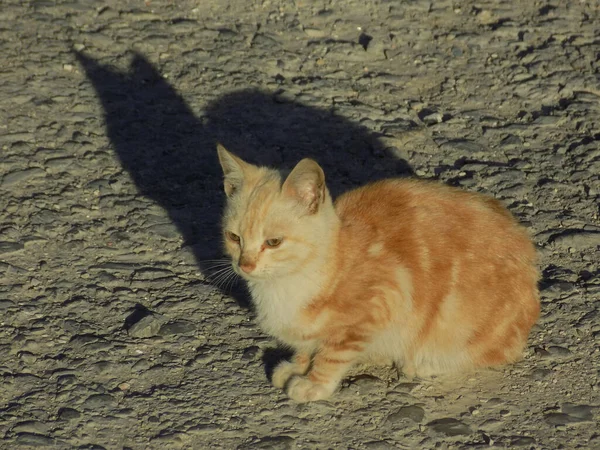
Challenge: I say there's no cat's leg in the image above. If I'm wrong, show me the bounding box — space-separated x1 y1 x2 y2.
272 350 311 389
286 342 363 402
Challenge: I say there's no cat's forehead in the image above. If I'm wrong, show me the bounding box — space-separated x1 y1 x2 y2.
225 172 290 233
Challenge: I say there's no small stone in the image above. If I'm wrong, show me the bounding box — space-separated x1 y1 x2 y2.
550 230 600 250
561 403 594 420
0 241 25 254
1 168 45 186
63 64 75 72
541 280 575 296
364 441 396 449
45 156 75 170
440 139 485 153
422 112 444 126
82 393 116 409
380 119 419 135
133 268 174 280
158 320 196 336
0 299 15 309
511 436 536 446
427 418 471 436
57 408 81 421
12 421 49 434
145 223 180 240
187 423 220 435
529 368 553 380
480 418 503 432
387 405 425 423
127 315 165 338
350 374 383 394
545 413 586 425
15 433 55 446
241 346 260 360
238 435 295 449
132 359 151 371
547 346 571 356
152 431 186 444
304 27 327 38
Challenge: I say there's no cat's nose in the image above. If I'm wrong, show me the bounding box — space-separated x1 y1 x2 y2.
238 258 256 273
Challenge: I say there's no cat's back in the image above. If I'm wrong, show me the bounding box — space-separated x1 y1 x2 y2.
334 178 536 263
336 178 504 219
333 178 539 374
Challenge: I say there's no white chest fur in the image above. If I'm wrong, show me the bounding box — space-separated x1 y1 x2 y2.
249 274 323 346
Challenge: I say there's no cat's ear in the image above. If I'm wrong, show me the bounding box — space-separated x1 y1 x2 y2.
282 158 326 214
216 144 252 197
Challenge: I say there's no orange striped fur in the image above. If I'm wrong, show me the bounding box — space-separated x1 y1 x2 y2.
217 145 540 402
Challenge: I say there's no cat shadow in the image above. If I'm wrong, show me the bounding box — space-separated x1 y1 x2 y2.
74 51 413 312
261 347 294 382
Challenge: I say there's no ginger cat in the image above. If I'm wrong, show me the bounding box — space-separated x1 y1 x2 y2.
216 144 540 402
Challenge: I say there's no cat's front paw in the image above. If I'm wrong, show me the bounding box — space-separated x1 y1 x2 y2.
286 376 334 402
272 361 300 389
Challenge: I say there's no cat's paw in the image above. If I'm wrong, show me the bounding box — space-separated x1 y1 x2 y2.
401 361 416 381
272 361 299 389
286 376 334 402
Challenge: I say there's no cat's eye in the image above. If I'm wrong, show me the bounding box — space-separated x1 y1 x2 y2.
265 238 283 248
226 231 240 243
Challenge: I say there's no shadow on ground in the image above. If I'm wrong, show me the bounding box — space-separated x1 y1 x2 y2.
75 51 413 310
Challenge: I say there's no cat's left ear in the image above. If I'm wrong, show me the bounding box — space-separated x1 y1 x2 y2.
282 158 326 214
216 144 252 197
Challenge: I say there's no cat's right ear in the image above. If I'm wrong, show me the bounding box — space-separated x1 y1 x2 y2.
282 158 326 214
216 144 250 197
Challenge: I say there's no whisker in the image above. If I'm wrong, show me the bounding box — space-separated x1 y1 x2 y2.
209 266 240 290
205 265 232 276
210 268 234 283
202 263 233 271
223 271 240 292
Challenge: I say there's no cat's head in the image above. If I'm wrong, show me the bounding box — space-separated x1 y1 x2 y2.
217 144 337 282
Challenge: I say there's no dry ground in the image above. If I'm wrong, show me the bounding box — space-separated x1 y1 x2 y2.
0 0 599 448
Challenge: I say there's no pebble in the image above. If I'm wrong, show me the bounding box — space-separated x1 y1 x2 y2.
241 345 260 360
386 405 425 424
440 139 486 153
1 168 45 186
57 407 81 421
427 418 471 436
511 436 536 446
11 421 49 434
82 393 116 409
363 441 397 449
304 27 327 38
0 241 24 254
15 433 56 446
158 320 196 336
545 412 588 425
550 230 600 250
0 299 15 309
561 403 594 420
529 368 553 380
238 435 295 449
127 314 166 339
